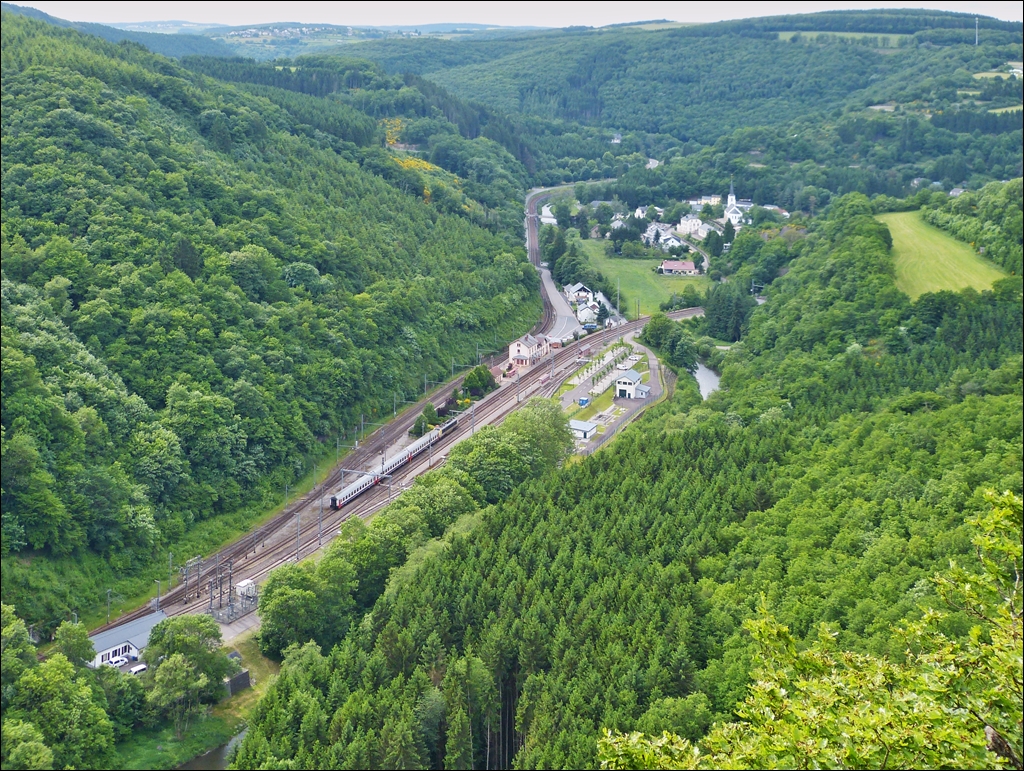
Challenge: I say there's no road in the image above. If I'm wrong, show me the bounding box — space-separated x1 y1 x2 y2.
93 187 703 637
525 186 582 342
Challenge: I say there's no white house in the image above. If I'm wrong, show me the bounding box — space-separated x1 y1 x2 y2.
689 221 716 241
641 222 678 248
635 205 664 219
678 213 703 234
564 282 593 304
570 419 598 439
660 259 699 276
576 303 599 324
87 610 167 668
615 369 644 399
509 333 549 367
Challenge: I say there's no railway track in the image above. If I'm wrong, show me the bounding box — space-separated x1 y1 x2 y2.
92 185 702 633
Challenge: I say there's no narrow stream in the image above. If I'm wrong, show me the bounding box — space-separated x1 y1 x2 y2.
177 730 246 771
694 362 721 400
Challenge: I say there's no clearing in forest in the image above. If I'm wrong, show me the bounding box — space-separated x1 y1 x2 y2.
877 211 1005 299
581 240 710 317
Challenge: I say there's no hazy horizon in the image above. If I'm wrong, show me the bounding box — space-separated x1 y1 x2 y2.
11 0 1024 29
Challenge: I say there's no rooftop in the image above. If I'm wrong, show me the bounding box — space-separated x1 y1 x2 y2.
89 610 167 655
617 369 642 383
570 419 598 432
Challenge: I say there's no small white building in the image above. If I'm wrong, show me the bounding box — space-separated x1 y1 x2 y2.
87 610 167 668
615 369 644 399
635 205 664 219
635 384 652 399
660 259 699 276
570 419 598 440
509 333 550 367
688 222 716 241
761 204 791 219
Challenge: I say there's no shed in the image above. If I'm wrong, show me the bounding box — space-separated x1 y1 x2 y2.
570 419 598 440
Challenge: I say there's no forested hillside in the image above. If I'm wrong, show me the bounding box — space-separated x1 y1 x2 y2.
316 12 1021 200
348 12 1021 139
235 192 1022 768
0 13 539 627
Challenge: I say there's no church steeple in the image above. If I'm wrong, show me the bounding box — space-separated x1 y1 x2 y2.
728 179 736 207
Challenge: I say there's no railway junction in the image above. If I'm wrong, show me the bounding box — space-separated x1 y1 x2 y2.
90 188 704 641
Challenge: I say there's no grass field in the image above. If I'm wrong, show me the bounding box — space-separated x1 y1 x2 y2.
877 211 1005 299
581 240 709 317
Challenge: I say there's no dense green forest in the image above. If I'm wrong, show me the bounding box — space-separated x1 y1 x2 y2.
0 13 539 628
234 192 1022 768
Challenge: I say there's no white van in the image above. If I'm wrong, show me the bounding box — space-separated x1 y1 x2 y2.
128 663 148 676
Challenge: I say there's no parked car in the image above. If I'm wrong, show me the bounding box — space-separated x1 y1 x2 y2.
128 664 148 675
106 656 129 668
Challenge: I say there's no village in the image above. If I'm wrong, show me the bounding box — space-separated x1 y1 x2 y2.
542 181 790 279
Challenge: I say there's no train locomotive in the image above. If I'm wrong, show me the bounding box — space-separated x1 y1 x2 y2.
329 416 459 510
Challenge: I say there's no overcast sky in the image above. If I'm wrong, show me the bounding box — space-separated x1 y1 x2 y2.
15 1 1024 27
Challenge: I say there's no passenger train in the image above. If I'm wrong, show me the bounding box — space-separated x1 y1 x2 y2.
329 417 460 510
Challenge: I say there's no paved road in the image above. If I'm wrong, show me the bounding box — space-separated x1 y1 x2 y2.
540 266 582 342
525 186 583 342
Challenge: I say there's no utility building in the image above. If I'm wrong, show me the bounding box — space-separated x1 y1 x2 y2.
615 369 644 399
87 610 167 668
570 419 598 440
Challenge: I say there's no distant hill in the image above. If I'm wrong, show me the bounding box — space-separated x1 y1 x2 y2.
0 2 234 57
341 9 1022 141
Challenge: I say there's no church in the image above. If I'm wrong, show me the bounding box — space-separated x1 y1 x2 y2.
724 181 754 227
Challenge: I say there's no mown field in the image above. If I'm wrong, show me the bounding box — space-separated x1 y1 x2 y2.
581 240 710 317
877 210 1005 298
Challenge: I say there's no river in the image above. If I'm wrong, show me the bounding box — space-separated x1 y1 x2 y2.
694 362 721 400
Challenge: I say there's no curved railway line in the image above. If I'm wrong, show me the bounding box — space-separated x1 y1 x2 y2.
92 187 703 634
